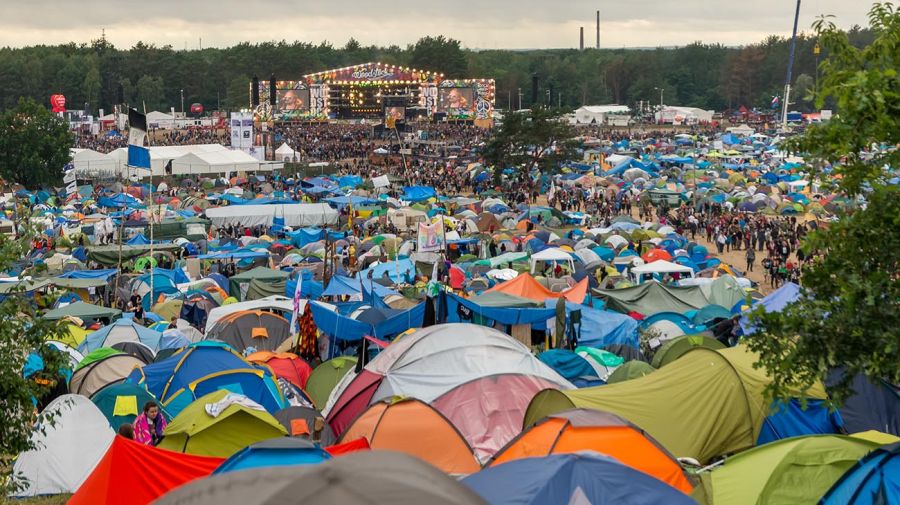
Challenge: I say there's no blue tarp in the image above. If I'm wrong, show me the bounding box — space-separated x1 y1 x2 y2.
285 274 324 300
58 269 118 281
309 300 425 342
546 300 639 349
359 258 416 284
324 196 378 208
756 399 844 445
444 292 555 326
402 186 437 202
288 228 325 248
539 350 596 381
321 275 399 298
739 282 801 334
463 453 696 505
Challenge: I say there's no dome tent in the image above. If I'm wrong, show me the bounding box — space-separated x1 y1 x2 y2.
90 381 163 429
305 356 357 408
821 441 900 505
10 395 115 497
70 348 146 398
77 318 162 354
325 323 572 436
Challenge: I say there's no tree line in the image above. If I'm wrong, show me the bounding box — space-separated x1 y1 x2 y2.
0 28 874 117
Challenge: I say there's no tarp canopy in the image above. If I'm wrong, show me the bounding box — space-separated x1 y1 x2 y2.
228 267 289 299
594 280 711 315
44 301 122 321
205 203 339 228
487 273 588 304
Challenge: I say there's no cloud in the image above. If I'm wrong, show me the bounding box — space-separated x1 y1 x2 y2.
0 0 873 49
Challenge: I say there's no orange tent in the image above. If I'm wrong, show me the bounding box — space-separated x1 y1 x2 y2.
338 399 480 474
490 408 694 493
486 273 588 304
642 248 673 263
247 351 313 389
70 436 224 505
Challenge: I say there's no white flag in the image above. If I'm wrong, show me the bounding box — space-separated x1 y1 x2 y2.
290 273 303 333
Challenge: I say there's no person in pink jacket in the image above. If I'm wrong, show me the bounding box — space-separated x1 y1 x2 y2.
133 400 167 446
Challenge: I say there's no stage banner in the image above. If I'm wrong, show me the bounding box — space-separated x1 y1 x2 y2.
417 220 444 253
309 85 328 118
419 84 438 116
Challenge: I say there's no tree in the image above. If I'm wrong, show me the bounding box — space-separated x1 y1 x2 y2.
0 217 69 495
409 36 468 77
0 98 72 188
136 75 166 111
746 3 899 405
482 108 578 181
792 73 815 111
81 63 101 113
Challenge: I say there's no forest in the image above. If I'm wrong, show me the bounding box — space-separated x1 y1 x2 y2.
0 28 874 116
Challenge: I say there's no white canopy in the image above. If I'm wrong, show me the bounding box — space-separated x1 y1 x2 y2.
171 150 264 176
11 395 115 497
275 143 296 162
205 203 339 228
630 260 694 283
530 247 576 274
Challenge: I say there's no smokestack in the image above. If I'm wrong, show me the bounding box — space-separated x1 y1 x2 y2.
596 10 600 49
579 27 584 51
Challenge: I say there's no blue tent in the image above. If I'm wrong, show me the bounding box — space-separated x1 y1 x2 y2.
539 350 596 382
756 399 844 444
402 186 437 202
359 258 416 284
321 275 399 299
310 300 425 345
78 319 163 354
826 369 900 436
214 438 331 474
546 300 639 349
821 442 900 505
739 282 801 334
127 234 152 245
462 453 696 505
125 341 285 416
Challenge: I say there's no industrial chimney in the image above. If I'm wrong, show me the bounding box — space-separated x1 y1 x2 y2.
596 10 600 48
580 27 584 51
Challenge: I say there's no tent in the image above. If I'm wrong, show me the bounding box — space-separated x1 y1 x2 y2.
431 374 567 463
821 442 900 505
43 301 122 321
525 346 833 463
70 349 146 397
90 381 162 429
78 319 163 354
154 451 487 505
158 390 287 458
11 395 115 497
204 295 295 333
68 436 224 505
273 406 337 445
306 356 357 408
126 341 286 416
826 370 900 436
606 360 655 383
630 260 695 283
650 334 725 368
486 272 588 304
205 203 339 228
529 248 576 275
339 399 480 474
214 438 331 474
489 408 694 493
325 324 572 436
693 435 882 505
205 310 292 352
227 267 289 300
464 452 696 505
594 280 711 315
247 351 312 389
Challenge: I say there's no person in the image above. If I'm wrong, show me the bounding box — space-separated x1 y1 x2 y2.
118 423 134 439
133 400 167 446
746 247 756 272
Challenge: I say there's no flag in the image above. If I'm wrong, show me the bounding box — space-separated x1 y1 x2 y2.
127 108 150 169
290 272 303 334
770 96 780 109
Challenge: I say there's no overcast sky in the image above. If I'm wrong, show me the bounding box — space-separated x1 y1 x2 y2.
1 1 875 50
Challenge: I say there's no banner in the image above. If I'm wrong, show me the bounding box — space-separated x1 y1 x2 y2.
417 220 444 253
372 175 390 188
230 112 254 150
309 84 328 117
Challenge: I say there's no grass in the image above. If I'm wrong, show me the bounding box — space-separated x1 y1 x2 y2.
3 495 70 505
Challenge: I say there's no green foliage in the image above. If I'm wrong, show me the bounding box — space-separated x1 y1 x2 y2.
746 3 900 405
0 98 72 188
785 3 900 196
0 214 69 495
408 36 468 78
482 108 578 179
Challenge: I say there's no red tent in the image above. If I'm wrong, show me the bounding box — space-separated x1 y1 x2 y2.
247 351 313 388
69 436 224 505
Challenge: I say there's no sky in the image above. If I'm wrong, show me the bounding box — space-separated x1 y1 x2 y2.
0 0 875 50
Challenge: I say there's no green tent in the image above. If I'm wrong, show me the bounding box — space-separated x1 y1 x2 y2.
692 435 881 505
306 356 358 409
87 244 181 266
228 267 289 300
159 389 287 458
76 347 123 370
468 291 543 308
44 301 122 321
474 251 530 268
593 281 711 315
525 346 829 463
606 360 655 384
651 334 725 368
90 381 162 429
246 278 287 301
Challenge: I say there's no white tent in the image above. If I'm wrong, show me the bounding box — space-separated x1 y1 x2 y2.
170 150 263 176
11 395 115 497
71 148 117 177
205 295 295 333
146 111 175 129
573 105 630 125
727 124 755 136
275 143 297 162
530 248 576 275
630 260 694 283
655 106 714 125
110 144 263 177
205 203 339 228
